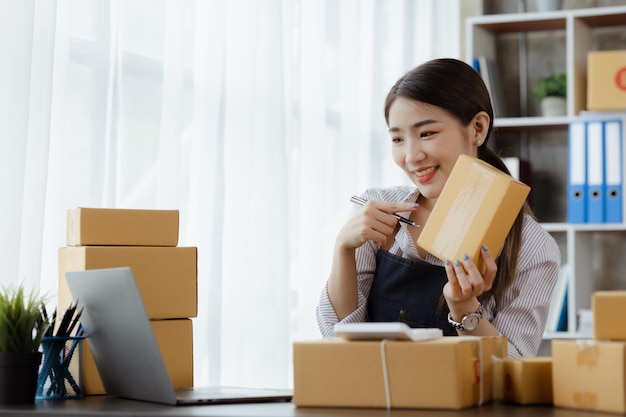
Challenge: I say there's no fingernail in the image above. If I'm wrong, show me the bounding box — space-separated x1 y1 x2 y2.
482 244 488 251
411 203 419 208
445 259 450 266
454 259 460 267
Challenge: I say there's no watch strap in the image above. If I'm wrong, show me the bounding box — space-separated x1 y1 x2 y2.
447 303 483 331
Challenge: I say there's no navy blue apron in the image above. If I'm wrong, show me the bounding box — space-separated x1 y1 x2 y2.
367 250 457 336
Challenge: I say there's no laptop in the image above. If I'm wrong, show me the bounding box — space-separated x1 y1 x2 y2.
65 267 293 406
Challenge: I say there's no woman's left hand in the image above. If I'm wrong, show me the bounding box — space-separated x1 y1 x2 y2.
443 245 497 302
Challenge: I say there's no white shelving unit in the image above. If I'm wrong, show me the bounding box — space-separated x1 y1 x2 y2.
466 6 626 346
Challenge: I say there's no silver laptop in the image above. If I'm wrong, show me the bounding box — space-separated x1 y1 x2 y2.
65 267 293 406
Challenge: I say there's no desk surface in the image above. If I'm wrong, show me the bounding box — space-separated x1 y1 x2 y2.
0 397 620 417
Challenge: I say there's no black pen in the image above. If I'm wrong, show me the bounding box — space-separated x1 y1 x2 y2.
55 302 77 337
46 307 57 337
66 306 83 336
350 195 420 228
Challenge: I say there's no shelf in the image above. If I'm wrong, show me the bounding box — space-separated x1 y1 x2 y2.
467 6 626 31
466 13 566 33
542 223 626 233
467 5 626 355
494 116 570 130
543 331 592 340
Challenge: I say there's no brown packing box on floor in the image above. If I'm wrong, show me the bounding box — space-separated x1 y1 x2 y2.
493 357 553 405
293 336 507 410
552 339 626 414
66 207 179 246
592 291 626 340
58 246 197 319
81 319 193 395
417 155 530 273
587 50 626 111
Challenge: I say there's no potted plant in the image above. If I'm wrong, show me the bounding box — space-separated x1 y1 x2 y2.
0 285 50 405
533 72 567 117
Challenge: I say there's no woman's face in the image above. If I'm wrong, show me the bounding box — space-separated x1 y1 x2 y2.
387 96 485 205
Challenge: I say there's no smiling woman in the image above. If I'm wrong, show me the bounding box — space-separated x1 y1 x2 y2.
318 58 561 358
0 0 462 389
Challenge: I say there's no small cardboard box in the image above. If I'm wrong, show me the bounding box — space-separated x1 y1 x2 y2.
417 155 530 272
293 336 506 410
493 357 553 405
552 339 626 414
587 50 626 111
592 291 626 340
58 246 197 319
82 319 193 395
66 207 179 247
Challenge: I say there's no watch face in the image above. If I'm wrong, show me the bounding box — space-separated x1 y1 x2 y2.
462 313 480 331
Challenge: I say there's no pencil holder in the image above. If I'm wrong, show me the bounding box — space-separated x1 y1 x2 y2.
36 336 84 400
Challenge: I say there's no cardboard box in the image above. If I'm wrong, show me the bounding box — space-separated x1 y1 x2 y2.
417 155 530 273
587 50 626 111
552 339 626 414
592 291 626 340
82 319 193 395
66 208 179 246
293 336 506 410
493 357 553 405
58 246 197 319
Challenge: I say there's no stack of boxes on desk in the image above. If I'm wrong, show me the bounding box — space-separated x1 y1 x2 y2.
495 291 626 413
552 291 626 414
58 208 197 395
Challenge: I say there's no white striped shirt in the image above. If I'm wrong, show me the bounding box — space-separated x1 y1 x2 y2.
316 186 561 358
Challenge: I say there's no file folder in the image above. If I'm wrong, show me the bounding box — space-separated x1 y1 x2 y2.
567 121 586 223
586 121 604 223
604 119 623 223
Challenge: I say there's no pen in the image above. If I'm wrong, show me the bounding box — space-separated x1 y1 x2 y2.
45 308 57 337
66 306 83 336
55 301 77 337
350 195 420 228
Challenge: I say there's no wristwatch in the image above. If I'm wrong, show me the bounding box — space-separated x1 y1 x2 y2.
447 303 483 332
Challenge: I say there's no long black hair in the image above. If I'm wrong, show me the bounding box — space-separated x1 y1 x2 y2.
384 58 533 302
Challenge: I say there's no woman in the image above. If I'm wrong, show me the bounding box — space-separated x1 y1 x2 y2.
316 58 560 357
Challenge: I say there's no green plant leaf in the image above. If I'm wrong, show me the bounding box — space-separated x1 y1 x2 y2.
533 72 567 102
0 284 49 353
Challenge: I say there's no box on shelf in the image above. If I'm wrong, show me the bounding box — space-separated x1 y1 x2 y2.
587 50 626 111
552 339 626 414
417 155 530 273
66 208 179 247
493 357 553 405
58 246 197 319
81 319 193 395
592 291 626 340
293 336 506 410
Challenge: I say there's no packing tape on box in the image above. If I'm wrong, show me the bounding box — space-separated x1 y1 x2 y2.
575 339 599 367
491 353 505 401
379 340 392 409
378 337 485 409
463 336 485 406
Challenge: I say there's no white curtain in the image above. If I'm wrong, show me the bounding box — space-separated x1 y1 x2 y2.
0 0 460 389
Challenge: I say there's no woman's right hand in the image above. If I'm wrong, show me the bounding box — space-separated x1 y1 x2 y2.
336 200 418 250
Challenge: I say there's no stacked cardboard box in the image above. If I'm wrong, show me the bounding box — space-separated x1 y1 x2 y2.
58 208 197 395
493 357 553 405
552 291 626 414
293 336 507 410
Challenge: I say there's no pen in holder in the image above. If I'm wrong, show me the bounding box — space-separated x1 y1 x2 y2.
36 302 84 400
36 335 84 399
